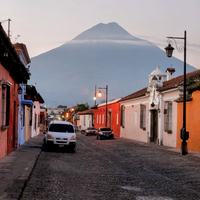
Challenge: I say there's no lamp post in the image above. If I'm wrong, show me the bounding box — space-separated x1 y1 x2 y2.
165 30 189 155
97 85 108 127
94 85 97 106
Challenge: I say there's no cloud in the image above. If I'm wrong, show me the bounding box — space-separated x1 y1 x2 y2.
68 39 153 46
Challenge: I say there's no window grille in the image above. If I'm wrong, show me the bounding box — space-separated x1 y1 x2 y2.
140 104 146 129
164 102 172 133
1 93 5 126
121 105 125 128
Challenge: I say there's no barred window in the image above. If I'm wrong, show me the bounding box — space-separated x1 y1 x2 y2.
1 85 10 127
1 93 5 126
99 114 101 124
121 105 125 128
164 102 172 133
102 114 104 125
6 86 10 126
140 104 146 130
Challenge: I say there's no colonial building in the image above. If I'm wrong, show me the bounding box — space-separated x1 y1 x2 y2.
78 109 94 132
93 98 121 137
120 66 200 148
176 72 200 152
0 24 30 158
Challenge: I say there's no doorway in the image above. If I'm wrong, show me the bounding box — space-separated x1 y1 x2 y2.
108 111 112 129
150 110 158 143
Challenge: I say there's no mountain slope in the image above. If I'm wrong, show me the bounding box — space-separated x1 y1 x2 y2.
29 22 195 107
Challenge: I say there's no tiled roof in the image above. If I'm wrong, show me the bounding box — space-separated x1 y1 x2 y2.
78 109 94 115
120 69 200 102
98 98 121 107
159 69 200 92
119 87 148 102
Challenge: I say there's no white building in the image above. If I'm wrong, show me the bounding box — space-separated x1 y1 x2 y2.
78 109 94 131
119 66 183 147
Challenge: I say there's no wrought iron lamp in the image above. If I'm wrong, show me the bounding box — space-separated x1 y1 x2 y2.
165 31 189 155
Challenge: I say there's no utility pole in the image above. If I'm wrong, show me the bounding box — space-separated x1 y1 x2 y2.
8 18 11 38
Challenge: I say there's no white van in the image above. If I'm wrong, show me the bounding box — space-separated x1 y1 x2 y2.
43 120 76 152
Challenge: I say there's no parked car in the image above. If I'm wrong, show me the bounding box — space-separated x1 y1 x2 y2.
96 127 114 140
43 120 76 152
85 127 96 136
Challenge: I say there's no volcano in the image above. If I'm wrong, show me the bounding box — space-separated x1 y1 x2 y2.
29 22 195 107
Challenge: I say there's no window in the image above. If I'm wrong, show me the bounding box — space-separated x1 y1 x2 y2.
97 115 98 124
99 114 101 124
49 124 74 133
116 113 118 125
6 85 10 126
121 105 125 128
102 114 104 125
140 104 146 130
1 85 10 127
164 102 172 133
1 93 5 126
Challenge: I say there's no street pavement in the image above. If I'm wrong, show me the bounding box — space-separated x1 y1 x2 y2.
22 132 200 200
0 134 43 200
1 132 200 199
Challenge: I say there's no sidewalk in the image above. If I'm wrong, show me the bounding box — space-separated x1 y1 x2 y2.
0 134 43 200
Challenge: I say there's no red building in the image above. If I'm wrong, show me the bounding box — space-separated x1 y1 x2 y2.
0 24 30 158
93 99 121 137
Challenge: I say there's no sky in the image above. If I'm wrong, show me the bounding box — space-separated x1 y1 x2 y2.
1 0 200 69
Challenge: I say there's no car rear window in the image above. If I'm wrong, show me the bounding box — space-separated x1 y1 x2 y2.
101 128 111 131
49 124 74 133
88 127 96 130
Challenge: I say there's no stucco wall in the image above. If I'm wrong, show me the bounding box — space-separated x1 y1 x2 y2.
94 102 121 137
162 90 179 147
80 115 92 130
120 97 149 142
31 101 40 137
177 90 200 152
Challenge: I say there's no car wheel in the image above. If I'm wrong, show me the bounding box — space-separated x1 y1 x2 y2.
81 130 85 134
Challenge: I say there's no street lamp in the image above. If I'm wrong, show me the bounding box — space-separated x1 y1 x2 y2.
165 30 189 155
94 85 97 106
97 85 108 127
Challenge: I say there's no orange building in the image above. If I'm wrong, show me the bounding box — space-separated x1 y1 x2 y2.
93 99 121 137
177 90 200 152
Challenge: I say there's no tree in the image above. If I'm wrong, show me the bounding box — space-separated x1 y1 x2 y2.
76 103 90 113
57 105 67 108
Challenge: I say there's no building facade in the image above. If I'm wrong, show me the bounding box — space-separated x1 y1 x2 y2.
0 24 30 158
93 99 121 137
120 66 200 148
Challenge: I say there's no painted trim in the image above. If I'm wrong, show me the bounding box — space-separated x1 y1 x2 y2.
163 95 179 101
120 94 149 104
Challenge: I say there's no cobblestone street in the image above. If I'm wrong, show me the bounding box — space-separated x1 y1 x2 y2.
22 132 200 200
